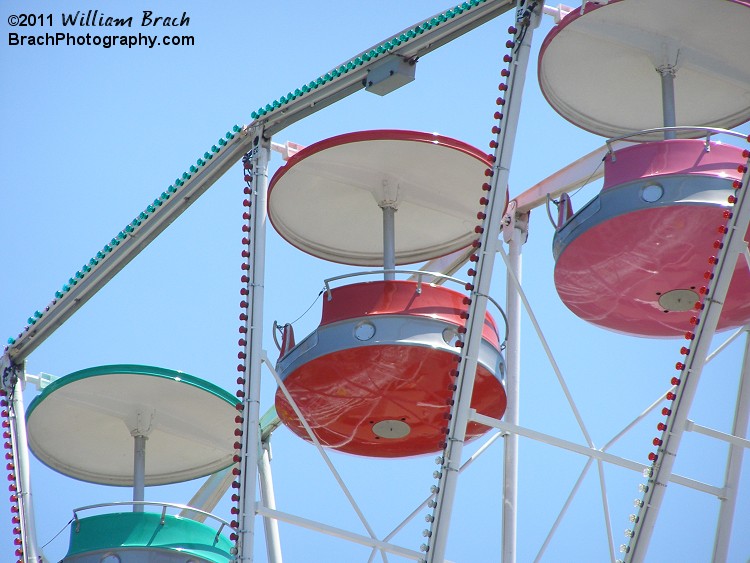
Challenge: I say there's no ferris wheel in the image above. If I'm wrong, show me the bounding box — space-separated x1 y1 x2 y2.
2 1 750 562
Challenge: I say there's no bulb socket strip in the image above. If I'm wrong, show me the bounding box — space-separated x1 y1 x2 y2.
420 20 522 559
3 126 244 360
229 150 259 545
250 0 492 121
621 136 750 556
1 389 24 563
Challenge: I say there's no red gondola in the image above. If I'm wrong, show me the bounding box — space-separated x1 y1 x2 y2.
267 130 508 456
553 140 750 337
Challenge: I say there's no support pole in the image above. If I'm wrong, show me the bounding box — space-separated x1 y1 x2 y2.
133 435 146 512
425 2 542 560
382 206 397 280
8 378 42 562
238 130 272 562
259 441 283 563
502 216 525 563
626 155 750 562
711 330 750 563
659 67 677 140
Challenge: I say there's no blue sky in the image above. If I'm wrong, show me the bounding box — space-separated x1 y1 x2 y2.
2 1 749 561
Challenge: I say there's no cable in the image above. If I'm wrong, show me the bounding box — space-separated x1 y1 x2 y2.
272 288 325 350
39 517 73 549
568 155 605 200
287 288 324 327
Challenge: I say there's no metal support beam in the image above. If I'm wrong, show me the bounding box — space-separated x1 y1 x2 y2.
712 330 750 562
471 413 723 497
238 130 272 562
425 3 542 560
501 206 526 563
8 376 42 562
626 153 750 562
259 441 283 563
685 420 750 450
255 505 423 561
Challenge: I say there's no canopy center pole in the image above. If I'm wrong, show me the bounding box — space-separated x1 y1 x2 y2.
133 435 147 512
658 65 677 140
381 205 397 280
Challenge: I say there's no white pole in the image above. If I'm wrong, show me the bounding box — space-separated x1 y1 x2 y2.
711 330 750 562
425 2 542 560
133 435 147 512
259 441 283 563
659 68 677 140
9 379 42 562
502 223 523 563
238 131 272 562
382 206 397 280
627 159 750 562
